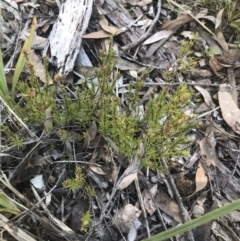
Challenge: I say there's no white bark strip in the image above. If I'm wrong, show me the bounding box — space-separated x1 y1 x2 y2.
43 0 93 76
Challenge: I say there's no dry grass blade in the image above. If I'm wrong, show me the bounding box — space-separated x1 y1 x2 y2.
167 0 215 36
12 16 37 96
0 214 37 241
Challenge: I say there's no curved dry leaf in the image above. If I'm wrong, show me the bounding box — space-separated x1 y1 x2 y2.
214 29 228 52
200 15 216 24
195 8 208 19
194 86 215 109
209 56 224 78
199 124 220 167
113 204 141 233
143 30 173 45
90 166 106 175
129 70 138 78
215 8 225 30
142 189 158 215
29 50 53 84
219 85 240 134
83 121 97 148
118 172 138 190
161 14 192 31
88 122 97 141
214 9 228 52
99 15 122 36
82 30 111 39
195 162 208 193
180 31 195 39
155 191 182 223
149 183 158 196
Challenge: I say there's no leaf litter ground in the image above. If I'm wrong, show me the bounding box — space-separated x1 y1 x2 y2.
1 0 240 241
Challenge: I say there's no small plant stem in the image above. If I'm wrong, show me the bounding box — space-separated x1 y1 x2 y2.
156 208 175 241
135 178 151 237
96 165 121 225
161 158 195 241
122 0 161 50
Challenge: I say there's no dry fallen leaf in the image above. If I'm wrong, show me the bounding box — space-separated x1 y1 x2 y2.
118 172 138 190
99 15 123 36
142 189 158 215
215 8 225 30
227 68 238 104
82 30 113 39
198 125 220 167
180 31 195 39
89 166 106 175
194 162 208 193
143 30 173 45
161 14 192 32
155 190 182 223
194 86 215 109
214 8 228 52
219 84 240 134
29 50 53 84
208 56 224 78
112 204 141 233
83 122 97 149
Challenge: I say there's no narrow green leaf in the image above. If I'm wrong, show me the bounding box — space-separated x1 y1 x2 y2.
143 199 240 241
0 192 20 215
12 16 37 96
0 9 10 104
0 49 8 100
0 208 19 215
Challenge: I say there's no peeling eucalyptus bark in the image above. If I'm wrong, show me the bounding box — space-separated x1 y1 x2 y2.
43 0 93 76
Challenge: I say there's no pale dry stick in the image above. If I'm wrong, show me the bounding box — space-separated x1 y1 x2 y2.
156 209 175 241
0 173 95 241
134 178 151 237
167 0 215 37
54 160 103 166
96 165 121 225
0 172 34 207
196 106 220 119
0 214 37 241
119 82 221 88
122 0 162 50
95 158 140 226
30 185 76 233
111 215 128 241
161 158 195 241
128 13 144 28
231 143 240 177
11 169 66 224
97 143 144 225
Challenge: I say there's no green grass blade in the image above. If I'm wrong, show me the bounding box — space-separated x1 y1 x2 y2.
12 16 37 96
0 191 20 215
0 49 8 101
143 198 240 241
0 9 10 104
